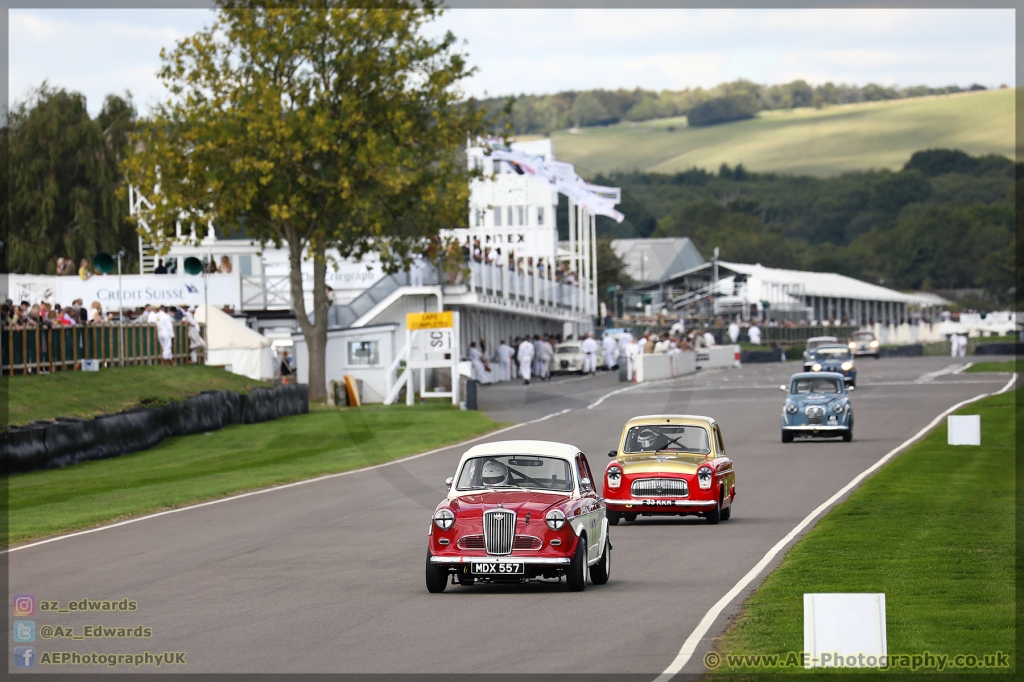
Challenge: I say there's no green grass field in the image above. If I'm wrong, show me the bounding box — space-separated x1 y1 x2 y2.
7 403 504 545
5 365 266 427
965 359 1022 374
708 387 1017 676
549 89 1015 177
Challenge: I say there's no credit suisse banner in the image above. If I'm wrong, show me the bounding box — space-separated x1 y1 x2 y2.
3 274 238 308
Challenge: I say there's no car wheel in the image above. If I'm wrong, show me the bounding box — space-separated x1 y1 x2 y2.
623 513 637 523
566 535 588 592
842 428 853 442
706 495 722 525
607 510 621 526
782 430 793 443
589 535 611 585
425 551 448 593
721 497 732 521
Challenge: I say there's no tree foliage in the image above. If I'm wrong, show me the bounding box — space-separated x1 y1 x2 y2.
6 85 137 274
125 1 486 399
595 150 1016 304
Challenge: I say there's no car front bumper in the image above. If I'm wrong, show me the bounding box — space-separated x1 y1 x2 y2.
605 498 717 508
429 555 571 565
782 425 850 431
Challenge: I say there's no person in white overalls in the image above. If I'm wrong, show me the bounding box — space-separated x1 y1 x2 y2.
468 342 490 384
517 337 535 384
496 340 514 382
581 333 598 375
602 332 618 370
625 337 640 382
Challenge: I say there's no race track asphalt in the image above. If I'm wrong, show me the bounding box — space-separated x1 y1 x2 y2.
8 356 1015 677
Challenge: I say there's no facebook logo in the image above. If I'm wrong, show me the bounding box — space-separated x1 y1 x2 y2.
13 620 35 642
13 646 35 668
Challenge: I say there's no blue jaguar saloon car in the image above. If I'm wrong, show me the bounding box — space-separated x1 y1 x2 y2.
780 372 854 443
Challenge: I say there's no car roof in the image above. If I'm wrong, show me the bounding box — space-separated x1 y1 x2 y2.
811 344 850 351
622 414 717 428
789 372 846 381
808 336 838 342
459 440 579 463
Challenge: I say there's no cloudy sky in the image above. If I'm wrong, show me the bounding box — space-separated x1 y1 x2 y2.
8 7 1015 116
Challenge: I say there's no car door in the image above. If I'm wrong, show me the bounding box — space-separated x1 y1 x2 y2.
712 425 734 505
575 454 605 561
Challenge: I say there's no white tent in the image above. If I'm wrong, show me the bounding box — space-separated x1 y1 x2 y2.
195 304 275 380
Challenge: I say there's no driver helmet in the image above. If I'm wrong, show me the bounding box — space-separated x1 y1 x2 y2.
481 460 508 486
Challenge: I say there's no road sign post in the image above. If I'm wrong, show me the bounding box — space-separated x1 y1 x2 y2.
405 311 460 406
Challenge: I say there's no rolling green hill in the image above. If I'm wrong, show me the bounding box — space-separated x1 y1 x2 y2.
547 89 1015 178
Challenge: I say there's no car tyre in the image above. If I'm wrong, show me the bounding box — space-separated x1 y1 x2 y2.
623 513 637 523
589 535 611 585
706 495 722 525
425 551 448 593
842 428 853 442
781 430 793 443
607 510 620 526
721 498 732 521
566 535 588 592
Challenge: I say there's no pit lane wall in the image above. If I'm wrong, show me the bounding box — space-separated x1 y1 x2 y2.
635 351 696 382
3 383 308 474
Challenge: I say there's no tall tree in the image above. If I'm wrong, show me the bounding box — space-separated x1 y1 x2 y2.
125 1 486 400
7 85 137 274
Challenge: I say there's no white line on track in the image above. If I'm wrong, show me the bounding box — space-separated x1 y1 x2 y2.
654 372 1017 681
3 407 574 555
952 362 973 374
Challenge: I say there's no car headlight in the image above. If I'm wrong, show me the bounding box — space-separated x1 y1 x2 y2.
841 361 853 371
870 340 879 348
848 341 856 349
786 402 798 414
433 508 455 530
697 466 713 490
812 363 822 371
546 509 567 530
606 465 622 490
833 402 845 413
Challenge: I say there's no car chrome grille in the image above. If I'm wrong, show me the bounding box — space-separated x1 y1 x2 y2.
458 534 539 551
456 535 485 550
483 509 516 555
805 405 826 425
513 535 542 550
631 478 688 497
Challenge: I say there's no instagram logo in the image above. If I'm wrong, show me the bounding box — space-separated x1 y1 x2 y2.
12 595 34 616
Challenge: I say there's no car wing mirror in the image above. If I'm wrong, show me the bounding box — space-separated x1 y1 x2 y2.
607 449 617 457
779 385 787 391
581 477 592 490
445 476 453 490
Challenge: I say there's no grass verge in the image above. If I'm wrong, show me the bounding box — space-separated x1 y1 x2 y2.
707 387 1017 676
5 365 266 427
965 359 1022 373
7 402 505 545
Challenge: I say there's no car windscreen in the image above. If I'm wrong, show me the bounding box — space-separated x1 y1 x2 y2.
807 338 836 350
851 332 874 340
791 378 842 394
622 425 711 454
455 455 574 492
556 346 579 354
814 347 850 358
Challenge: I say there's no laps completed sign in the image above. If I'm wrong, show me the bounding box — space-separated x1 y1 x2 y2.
407 311 453 330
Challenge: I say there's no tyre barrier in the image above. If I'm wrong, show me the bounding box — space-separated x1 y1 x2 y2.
3 383 309 475
973 343 1023 356
878 344 923 358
